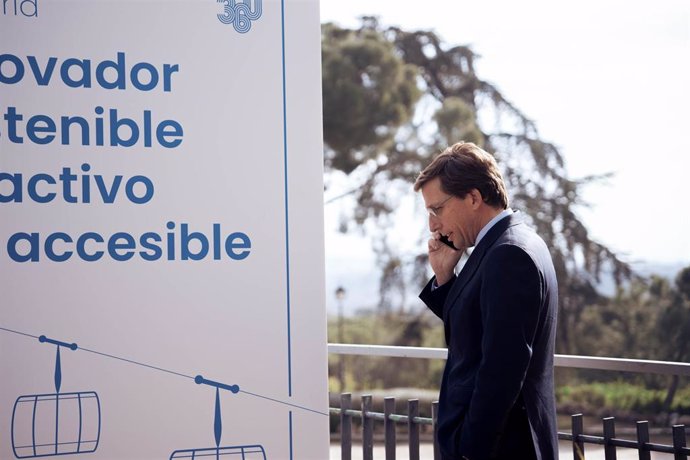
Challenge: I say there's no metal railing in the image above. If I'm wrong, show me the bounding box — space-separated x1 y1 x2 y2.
328 344 690 377
329 393 689 460
328 344 690 459
330 393 437 460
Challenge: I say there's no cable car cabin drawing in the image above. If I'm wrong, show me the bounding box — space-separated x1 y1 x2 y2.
168 375 267 460
169 444 266 460
11 335 101 459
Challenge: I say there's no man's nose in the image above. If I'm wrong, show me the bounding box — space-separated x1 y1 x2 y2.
428 214 440 231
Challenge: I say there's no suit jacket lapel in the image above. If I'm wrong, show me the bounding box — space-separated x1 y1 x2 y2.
443 211 525 320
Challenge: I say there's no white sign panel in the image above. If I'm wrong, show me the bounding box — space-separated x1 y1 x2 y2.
0 1 329 459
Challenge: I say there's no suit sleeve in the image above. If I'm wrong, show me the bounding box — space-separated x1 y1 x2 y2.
459 244 542 459
419 275 456 319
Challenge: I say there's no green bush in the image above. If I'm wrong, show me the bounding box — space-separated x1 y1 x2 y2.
557 380 690 417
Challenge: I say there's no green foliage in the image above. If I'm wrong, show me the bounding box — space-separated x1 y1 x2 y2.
573 278 662 360
557 380 690 417
571 268 690 389
322 22 421 174
433 97 484 147
657 267 690 362
328 311 445 391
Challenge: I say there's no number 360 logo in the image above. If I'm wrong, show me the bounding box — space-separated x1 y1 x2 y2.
217 0 262 34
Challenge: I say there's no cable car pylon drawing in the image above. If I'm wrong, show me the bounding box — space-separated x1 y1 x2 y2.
11 335 101 458
169 375 267 459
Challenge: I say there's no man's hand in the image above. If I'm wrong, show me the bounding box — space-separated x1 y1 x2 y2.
428 231 464 286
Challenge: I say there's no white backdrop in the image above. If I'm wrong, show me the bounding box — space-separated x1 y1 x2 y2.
0 1 328 459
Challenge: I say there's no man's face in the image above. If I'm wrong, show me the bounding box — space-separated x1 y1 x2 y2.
421 177 479 249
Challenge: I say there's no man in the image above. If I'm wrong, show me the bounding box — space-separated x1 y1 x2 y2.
415 142 559 460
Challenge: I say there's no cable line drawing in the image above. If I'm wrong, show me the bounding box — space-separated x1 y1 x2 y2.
168 375 266 459
11 335 101 458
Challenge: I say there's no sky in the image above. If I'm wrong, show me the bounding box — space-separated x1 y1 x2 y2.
319 0 690 312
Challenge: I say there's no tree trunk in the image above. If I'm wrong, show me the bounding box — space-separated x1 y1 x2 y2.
662 374 679 424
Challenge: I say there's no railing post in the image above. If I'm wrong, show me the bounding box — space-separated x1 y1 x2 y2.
362 394 374 460
572 413 585 460
432 401 441 460
603 417 617 460
636 420 651 460
408 399 420 460
340 393 352 460
384 397 396 460
672 424 686 460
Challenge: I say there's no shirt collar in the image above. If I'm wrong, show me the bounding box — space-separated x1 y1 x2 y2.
475 208 513 246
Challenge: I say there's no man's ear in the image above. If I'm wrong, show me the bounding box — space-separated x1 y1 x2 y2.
469 189 483 208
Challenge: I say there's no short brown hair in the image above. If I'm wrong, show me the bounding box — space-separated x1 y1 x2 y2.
414 142 508 209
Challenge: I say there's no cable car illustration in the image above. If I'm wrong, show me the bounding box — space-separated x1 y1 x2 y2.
168 375 267 460
11 335 101 459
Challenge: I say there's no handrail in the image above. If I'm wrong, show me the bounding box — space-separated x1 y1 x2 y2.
331 393 690 460
327 344 690 377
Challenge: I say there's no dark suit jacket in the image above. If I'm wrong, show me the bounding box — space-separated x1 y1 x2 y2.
420 212 559 460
